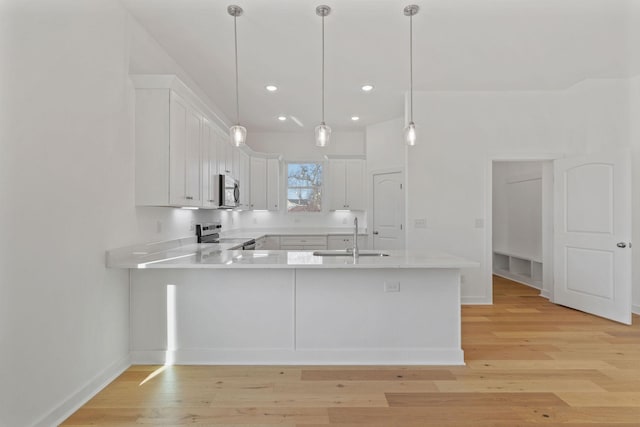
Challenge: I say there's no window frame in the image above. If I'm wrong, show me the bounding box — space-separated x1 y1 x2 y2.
285 160 326 214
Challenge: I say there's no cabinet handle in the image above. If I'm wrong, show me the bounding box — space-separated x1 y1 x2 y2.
209 199 215 203
186 196 193 200
373 231 379 235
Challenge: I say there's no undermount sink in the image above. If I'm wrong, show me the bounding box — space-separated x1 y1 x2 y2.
313 250 390 257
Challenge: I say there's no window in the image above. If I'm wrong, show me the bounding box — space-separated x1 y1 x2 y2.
287 162 323 212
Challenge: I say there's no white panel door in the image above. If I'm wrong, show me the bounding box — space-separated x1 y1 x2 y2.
553 151 631 324
372 172 405 250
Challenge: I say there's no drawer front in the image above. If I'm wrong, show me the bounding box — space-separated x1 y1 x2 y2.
280 235 327 246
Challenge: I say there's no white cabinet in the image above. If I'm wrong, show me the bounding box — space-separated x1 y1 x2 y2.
218 137 231 176
493 251 543 289
327 235 368 250
238 150 251 209
267 158 280 211
280 236 327 250
250 157 280 211
250 157 267 210
328 159 365 211
134 88 203 207
201 119 219 208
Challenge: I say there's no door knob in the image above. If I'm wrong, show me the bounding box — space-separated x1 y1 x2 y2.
373 231 379 235
617 242 627 248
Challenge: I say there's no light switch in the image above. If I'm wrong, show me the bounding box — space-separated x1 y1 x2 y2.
384 281 400 292
474 218 484 228
414 218 427 228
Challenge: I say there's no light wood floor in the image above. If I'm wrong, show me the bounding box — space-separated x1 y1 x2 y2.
62 276 640 426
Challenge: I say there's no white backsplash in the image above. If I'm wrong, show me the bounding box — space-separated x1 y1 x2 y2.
197 209 367 233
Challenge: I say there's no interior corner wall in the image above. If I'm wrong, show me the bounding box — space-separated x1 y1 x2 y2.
406 80 629 303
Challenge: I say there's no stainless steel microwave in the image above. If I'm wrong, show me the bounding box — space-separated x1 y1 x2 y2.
218 174 239 209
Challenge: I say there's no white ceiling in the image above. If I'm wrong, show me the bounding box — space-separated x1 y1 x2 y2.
122 0 630 132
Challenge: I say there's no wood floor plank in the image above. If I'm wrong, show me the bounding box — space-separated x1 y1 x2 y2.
385 391 568 407
300 369 455 381
60 278 640 426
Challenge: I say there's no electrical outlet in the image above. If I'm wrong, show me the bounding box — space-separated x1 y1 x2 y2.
156 220 162 234
414 218 427 228
384 281 400 292
474 218 484 228
294 218 301 223
342 217 348 224
189 221 195 232
460 275 465 284
253 218 257 224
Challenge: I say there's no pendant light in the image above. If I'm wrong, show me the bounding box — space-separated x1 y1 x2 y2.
228 5 246 147
404 5 419 146
315 5 331 147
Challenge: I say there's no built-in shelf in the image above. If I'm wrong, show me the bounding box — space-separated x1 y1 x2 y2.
493 251 542 289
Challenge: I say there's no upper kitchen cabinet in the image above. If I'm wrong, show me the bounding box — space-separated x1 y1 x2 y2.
132 75 227 208
250 156 280 211
201 119 221 208
238 150 251 209
328 159 365 211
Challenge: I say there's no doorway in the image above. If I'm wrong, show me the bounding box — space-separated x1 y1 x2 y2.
490 159 554 301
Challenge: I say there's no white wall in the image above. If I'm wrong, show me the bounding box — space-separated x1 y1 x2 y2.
0 2 212 425
398 79 628 303
247 131 365 160
365 117 405 173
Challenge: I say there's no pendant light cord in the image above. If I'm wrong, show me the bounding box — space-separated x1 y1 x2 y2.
234 14 240 125
409 13 413 123
321 14 325 123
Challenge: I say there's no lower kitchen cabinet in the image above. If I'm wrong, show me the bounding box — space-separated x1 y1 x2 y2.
279 235 327 251
327 235 368 250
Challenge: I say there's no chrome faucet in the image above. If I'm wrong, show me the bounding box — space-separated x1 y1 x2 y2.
353 217 359 259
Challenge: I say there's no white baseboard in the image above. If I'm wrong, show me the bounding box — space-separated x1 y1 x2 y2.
633 304 640 316
461 296 492 305
131 348 465 366
32 354 131 427
540 289 551 300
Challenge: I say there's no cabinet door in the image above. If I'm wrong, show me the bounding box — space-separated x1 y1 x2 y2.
267 158 280 211
226 141 234 176
218 135 230 175
328 159 347 210
185 108 202 205
169 94 188 205
239 151 250 209
201 120 218 208
345 160 365 210
250 157 267 210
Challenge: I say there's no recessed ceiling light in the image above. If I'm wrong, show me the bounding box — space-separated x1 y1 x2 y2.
361 84 374 92
265 85 278 92
277 115 287 121
351 116 360 121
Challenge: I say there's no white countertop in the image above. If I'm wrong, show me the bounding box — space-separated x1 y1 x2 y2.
107 241 478 270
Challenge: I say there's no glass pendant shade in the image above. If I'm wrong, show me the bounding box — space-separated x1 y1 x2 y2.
315 123 331 147
230 124 246 147
404 121 416 146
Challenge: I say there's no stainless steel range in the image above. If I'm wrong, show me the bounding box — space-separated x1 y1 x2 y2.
195 223 256 250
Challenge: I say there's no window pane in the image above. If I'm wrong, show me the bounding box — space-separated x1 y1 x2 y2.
287 163 323 212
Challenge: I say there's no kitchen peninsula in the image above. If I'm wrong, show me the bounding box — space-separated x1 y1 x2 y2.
108 239 477 366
